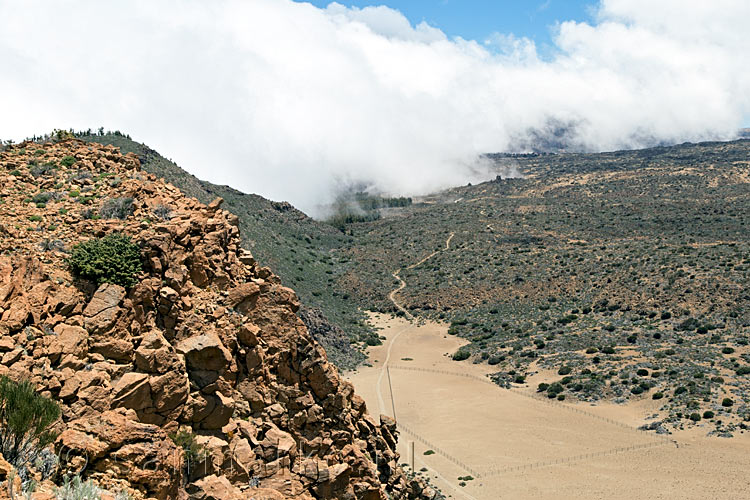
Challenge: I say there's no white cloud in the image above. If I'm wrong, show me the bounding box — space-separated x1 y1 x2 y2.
0 0 748 215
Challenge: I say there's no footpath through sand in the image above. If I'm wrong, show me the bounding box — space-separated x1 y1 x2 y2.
346 233 750 499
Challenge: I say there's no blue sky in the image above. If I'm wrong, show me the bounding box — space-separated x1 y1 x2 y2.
302 0 597 47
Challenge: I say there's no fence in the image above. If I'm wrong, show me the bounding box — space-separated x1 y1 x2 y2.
387 363 678 479
388 364 673 444
396 421 482 478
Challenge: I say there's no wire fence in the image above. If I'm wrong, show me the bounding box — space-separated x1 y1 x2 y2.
395 417 673 480
478 440 671 478
387 363 678 479
388 364 673 444
396 421 482 478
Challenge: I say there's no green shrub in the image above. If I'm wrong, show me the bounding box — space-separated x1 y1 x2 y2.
452 349 470 361
68 233 142 288
735 366 750 376
722 347 735 354
365 336 382 346
487 355 505 365
169 429 208 475
652 392 664 400
689 412 701 422
423 450 435 456
547 382 564 397
558 366 572 375
703 411 715 419
60 155 77 167
0 376 60 470
537 383 550 393
601 346 615 354
721 398 734 407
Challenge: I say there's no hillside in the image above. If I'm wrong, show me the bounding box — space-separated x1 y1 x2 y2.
0 139 438 499
337 139 750 435
77 132 373 369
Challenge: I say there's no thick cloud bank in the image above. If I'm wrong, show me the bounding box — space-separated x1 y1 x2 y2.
1 0 748 214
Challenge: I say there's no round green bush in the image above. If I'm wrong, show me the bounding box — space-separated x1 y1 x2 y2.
722 398 734 407
68 233 142 288
452 349 470 361
365 336 382 346
547 382 564 396
487 355 505 365
703 411 715 419
689 412 701 422
652 392 664 400
558 366 572 375
537 383 550 393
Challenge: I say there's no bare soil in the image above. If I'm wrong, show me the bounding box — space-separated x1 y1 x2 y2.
347 313 750 500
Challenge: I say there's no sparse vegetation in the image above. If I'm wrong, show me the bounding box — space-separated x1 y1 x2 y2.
99 197 133 220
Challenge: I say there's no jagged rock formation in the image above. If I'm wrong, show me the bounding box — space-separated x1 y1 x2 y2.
0 140 437 499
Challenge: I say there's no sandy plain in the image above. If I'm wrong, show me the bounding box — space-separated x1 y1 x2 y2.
346 313 750 500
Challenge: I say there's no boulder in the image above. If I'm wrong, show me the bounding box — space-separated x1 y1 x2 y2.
227 283 260 313
47 325 88 364
90 338 133 363
83 284 126 334
111 372 152 411
135 330 180 373
176 334 231 372
186 474 242 500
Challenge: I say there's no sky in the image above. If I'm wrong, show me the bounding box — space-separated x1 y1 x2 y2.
302 0 596 54
1 1 749 216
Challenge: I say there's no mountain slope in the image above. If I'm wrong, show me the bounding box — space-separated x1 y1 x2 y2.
0 138 438 499
78 133 372 369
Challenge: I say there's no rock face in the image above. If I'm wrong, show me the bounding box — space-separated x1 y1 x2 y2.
0 140 437 500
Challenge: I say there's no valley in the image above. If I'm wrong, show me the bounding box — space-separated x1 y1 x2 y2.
39 132 748 499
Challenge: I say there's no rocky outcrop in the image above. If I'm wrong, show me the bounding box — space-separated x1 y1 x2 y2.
0 140 437 500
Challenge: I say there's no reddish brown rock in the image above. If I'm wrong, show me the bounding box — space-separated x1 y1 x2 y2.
83 284 126 334
0 140 435 500
176 334 231 372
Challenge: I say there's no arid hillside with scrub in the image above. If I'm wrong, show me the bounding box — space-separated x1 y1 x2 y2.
336 140 750 436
